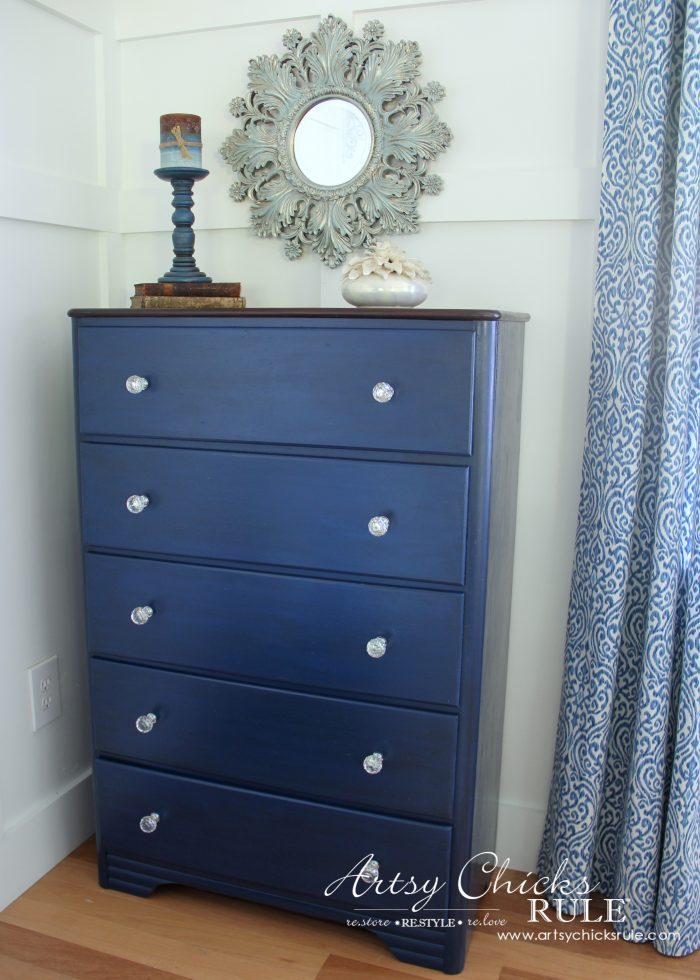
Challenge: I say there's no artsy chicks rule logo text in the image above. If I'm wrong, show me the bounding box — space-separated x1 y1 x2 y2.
325 851 626 923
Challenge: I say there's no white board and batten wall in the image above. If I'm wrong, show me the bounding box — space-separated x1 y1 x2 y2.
0 0 608 909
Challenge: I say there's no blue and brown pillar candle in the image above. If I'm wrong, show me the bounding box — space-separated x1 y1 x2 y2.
159 114 203 168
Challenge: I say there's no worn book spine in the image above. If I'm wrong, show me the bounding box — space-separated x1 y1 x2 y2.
130 295 247 310
133 282 242 297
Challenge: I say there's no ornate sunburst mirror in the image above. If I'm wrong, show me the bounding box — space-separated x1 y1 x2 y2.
221 16 452 267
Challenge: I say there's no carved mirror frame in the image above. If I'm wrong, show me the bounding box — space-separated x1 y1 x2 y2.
221 16 452 267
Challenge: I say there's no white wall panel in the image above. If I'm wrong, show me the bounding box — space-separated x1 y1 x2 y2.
0 217 100 908
0 0 116 911
372 0 607 171
0 219 99 825
0 0 102 183
24 0 114 34
0 163 115 231
114 0 485 41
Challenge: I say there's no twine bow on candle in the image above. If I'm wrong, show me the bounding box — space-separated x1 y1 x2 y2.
159 125 202 158
171 124 191 158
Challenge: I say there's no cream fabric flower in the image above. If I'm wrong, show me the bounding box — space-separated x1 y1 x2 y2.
342 240 431 282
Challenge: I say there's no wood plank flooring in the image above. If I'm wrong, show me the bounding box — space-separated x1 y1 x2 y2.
0 840 696 979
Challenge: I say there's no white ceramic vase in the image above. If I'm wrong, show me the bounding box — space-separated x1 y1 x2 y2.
341 273 428 308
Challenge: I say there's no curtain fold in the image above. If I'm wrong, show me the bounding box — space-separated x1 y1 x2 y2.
538 0 699 957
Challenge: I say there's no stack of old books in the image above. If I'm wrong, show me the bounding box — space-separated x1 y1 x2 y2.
131 282 245 309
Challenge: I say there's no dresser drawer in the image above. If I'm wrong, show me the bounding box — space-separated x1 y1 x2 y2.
95 759 451 913
80 444 469 585
77 325 475 455
91 659 457 821
85 554 464 705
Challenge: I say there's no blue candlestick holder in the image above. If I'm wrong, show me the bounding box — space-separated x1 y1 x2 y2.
155 166 211 282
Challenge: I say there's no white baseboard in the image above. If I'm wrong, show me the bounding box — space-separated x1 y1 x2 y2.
0 771 94 911
495 800 546 873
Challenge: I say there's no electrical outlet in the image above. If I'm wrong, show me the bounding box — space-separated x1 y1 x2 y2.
29 656 62 731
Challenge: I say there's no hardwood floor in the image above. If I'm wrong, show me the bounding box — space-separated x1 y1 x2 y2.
0 840 696 979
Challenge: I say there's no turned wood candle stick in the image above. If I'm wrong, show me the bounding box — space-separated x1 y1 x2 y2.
155 114 210 283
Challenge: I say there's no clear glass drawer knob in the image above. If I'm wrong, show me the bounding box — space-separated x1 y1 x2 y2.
360 858 380 883
126 494 150 514
139 812 160 834
366 637 387 659
131 605 153 626
372 382 394 403
368 515 390 537
126 375 149 394
363 752 384 775
135 713 157 734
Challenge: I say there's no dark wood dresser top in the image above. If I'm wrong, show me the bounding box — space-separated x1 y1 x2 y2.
69 307 530 322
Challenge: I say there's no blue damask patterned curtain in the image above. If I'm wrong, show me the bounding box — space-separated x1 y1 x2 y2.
538 0 699 958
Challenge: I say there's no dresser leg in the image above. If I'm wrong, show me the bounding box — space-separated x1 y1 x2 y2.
99 852 174 897
375 927 465 974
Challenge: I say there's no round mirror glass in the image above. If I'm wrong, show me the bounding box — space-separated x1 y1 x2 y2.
293 98 373 187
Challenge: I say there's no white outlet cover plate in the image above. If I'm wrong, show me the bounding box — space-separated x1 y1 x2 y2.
28 656 62 731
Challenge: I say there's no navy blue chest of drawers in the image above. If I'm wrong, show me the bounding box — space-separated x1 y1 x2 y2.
71 307 527 975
